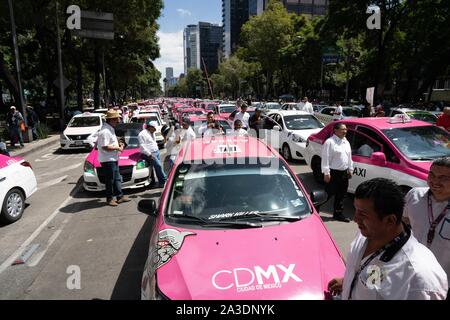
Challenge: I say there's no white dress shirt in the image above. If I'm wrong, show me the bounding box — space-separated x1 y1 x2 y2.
229 128 249 137
138 129 159 156
180 127 196 142
404 187 450 283
321 134 353 175
333 105 344 120
342 231 448 300
97 123 119 163
234 112 250 128
303 102 314 114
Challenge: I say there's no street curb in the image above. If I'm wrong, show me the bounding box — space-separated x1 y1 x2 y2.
9 135 60 158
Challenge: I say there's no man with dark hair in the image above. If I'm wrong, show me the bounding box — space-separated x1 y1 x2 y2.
328 178 448 300
321 122 353 222
404 157 450 298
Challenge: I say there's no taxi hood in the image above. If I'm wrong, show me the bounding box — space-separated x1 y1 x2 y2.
156 215 345 300
85 148 142 168
64 126 100 136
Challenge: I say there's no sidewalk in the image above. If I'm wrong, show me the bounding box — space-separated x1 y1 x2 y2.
8 135 60 158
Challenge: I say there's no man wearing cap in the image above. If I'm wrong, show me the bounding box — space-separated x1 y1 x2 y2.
138 121 166 188
97 110 130 206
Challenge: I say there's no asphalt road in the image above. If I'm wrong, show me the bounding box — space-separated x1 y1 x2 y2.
0 142 358 300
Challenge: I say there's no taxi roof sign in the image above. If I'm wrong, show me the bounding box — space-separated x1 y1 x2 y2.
387 114 412 124
213 144 241 154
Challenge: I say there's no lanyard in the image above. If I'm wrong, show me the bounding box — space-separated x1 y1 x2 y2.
427 191 449 247
348 227 410 300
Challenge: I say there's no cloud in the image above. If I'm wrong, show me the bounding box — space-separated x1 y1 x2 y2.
176 8 192 17
154 30 184 87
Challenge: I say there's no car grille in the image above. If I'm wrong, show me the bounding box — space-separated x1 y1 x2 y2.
67 134 90 141
96 165 133 184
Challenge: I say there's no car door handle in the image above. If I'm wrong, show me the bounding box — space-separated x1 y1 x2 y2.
0 177 5 183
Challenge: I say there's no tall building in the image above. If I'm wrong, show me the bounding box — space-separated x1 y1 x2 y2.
249 0 268 16
222 0 249 58
165 67 174 79
184 22 223 74
184 25 199 74
282 0 329 16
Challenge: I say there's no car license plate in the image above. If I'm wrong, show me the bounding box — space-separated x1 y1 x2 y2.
74 141 83 146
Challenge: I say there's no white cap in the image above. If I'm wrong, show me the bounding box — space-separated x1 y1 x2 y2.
147 121 158 129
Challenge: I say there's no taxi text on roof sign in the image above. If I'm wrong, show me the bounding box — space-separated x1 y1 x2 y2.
388 114 412 124
213 145 241 154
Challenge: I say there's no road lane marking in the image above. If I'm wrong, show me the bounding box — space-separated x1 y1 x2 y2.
0 183 82 275
27 229 63 267
36 163 82 178
38 175 68 190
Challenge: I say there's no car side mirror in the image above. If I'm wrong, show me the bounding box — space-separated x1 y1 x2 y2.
370 152 387 166
273 125 281 131
310 190 328 211
138 199 157 216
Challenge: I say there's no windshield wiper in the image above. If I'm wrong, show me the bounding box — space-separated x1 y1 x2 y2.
214 211 304 222
168 214 263 228
410 157 435 161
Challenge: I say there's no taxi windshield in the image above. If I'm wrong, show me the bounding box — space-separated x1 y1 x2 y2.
219 105 237 113
167 159 311 226
132 116 159 124
68 116 100 127
266 103 281 109
284 115 324 130
342 108 360 117
382 126 450 160
115 124 142 149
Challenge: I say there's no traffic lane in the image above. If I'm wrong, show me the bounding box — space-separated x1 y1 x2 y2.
21 186 161 300
288 159 358 258
0 145 88 266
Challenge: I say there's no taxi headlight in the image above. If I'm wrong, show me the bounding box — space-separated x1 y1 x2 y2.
84 161 95 174
291 134 305 143
136 160 148 170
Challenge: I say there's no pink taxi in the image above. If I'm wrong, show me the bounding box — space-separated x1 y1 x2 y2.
0 154 37 223
139 136 345 300
83 123 151 191
304 115 450 193
178 108 207 125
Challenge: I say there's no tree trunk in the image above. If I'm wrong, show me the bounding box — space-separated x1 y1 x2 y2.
94 45 100 109
0 52 20 105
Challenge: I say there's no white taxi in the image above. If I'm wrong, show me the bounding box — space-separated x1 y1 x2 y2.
60 112 104 150
0 154 37 223
263 110 324 161
314 106 361 124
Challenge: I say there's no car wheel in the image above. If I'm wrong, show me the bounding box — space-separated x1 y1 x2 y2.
312 156 324 184
282 144 292 161
1 188 25 224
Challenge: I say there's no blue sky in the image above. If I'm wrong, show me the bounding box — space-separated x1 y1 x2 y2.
154 0 222 85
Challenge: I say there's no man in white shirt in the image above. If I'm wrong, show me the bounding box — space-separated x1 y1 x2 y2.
302 97 314 114
321 122 353 222
233 104 250 129
177 117 196 143
403 157 450 299
199 112 224 137
328 178 448 300
333 102 344 120
96 110 130 206
138 121 166 188
230 120 249 137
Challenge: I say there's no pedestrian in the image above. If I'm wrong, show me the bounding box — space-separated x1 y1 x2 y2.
231 119 249 137
403 157 450 298
436 106 450 132
0 139 10 156
301 97 314 114
362 102 372 117
96 110 130 206
199 112 223 137
161 124 177 174
138 121 167 188
249 107 264 138
321 122 353 222
26 106 39 140
374 105 385 117
233 103 250 129
176 117 196 143
333 101 344 121
6 106 24 148
328 178 448 300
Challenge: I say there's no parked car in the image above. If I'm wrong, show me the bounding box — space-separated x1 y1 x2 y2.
60 112 104 150
388 108 438 124
314 106 361 124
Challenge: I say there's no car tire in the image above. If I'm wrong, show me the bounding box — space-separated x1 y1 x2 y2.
312 156 324 184
282 144 292 161
1 188 25 224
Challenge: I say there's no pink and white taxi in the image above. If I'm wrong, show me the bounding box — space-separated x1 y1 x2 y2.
139 136 345 300
0 154 37 223
304 115 450 193
83 123 151 191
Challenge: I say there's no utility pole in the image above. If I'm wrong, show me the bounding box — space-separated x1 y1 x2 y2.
56 0 65 131
8 0 27 126
202 57 214 99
